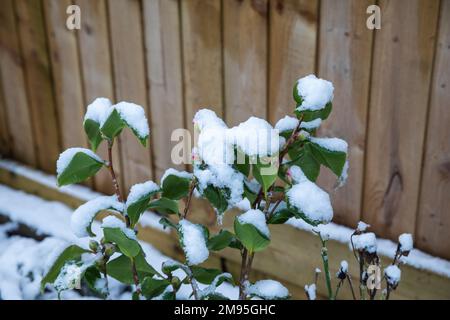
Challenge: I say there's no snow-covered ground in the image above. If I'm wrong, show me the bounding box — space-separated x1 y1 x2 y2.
0 184 238 300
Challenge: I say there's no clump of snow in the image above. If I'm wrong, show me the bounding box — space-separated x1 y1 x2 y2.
71 195 123 238
160 168 193 185
197 126 234 165
275 116 299 132
194 164 245 210
56 148 103 176
336 160 349 188
384 265 401 287
315 268 321 274
54 262 83 292
126 181 159 206
286 180 333 225
304 283 317 300
287 165 308 183
310 137 348 154
301 119 322 130
193 109 227 131
238 209 270 238
178 220 209 265
101 215 136 240
107 102 150 139
352 232 377 253
84 97 112 123
296 74 334 111
399 233 413 253
235 198 251 211
356 221 370 233
228 117 281 157
336 260 348 278
246 280 289 299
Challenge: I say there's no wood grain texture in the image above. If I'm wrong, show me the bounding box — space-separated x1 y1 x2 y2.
268 0 318 123
362 0 440 238
76 0 121 194
107 0 153 192
44 0 86 150
223 0 268 126
317 0 374 227
143 0 185 181
416 0 450 260
181 0 223 134
0 0 35 165
15 0 60 172
0 76 10 156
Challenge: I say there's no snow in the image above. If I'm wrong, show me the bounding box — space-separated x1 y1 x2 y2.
276 116 322 132
112 102 150 139
352 232 377 254
288 165 308 183
301 119 322 130
337 160 349 187
356 221 370 232
101 215 137 240
286 180 333 224
246 279 289 299
0 184 238 300
84 97 112 123
194 164 245 210
126 181 159 207
304 283 316 300
160 168 193 185
228 117 281 157
399 233 413 253
71 195 123 238
339 260 348 274
234 198 252 211
193 109 227 131
56 148 103 176
178 219 209 266
309 137 348 154
295 74 334 111
238 209 270 238
54 262 83 292
197 126 234 165
384 265 401 286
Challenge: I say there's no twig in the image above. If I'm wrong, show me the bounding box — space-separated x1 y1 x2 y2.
318 234 333 300
238 248 249 300
347 275 357 300
334 279 344 300
106 139 141 296
183 179 196 219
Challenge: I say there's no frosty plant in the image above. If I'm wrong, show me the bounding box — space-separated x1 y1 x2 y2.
41 75 413 300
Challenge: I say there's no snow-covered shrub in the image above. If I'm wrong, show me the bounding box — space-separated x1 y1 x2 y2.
42 75 412 300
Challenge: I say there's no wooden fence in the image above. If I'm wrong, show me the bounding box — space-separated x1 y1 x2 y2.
0 0 448 260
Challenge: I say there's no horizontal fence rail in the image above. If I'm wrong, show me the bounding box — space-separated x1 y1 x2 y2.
0 0 448 260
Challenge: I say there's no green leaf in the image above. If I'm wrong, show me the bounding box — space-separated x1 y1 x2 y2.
147 197 179 215
103 227 140 258
190 266 222 284
57 152 104 186
83 266 107 298
41 245 89 292
243 182 258 204
290 143 320 182
267 208 295 224
294 102 332 122
309 140 346 177
161 174 191 200
161 261 183 275
234 149 250 177
203 185 229 214
234 218 270 253
83 119 103 152
141 277 171 300
253 157 278 194
208 230 235 251
127 189 160 227
107 252 157 284
100 108 124 141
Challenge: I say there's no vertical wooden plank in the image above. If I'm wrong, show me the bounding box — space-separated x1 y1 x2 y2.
181 0 223 133
268 0 318 123
15 0 60 172
362 0 440 239
107 0 153 191
416 0 450 260
0 77 10 156
223 0 268 126
0 0 36 165
44 0 86 150
76 0 120 194
143 0 184 180
317 0 374 227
